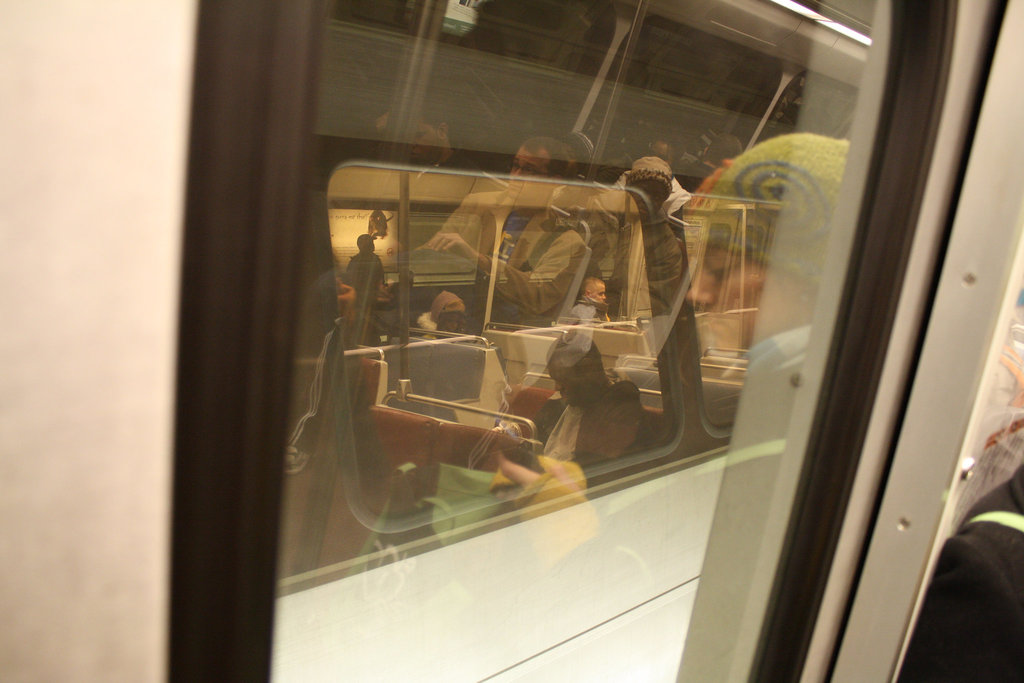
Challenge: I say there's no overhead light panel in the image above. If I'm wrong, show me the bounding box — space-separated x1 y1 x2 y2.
767 0 872 46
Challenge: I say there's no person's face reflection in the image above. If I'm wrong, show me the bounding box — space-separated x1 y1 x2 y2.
687 269 721 308
507 146 556 207
410 122 449 165
510 146 551 177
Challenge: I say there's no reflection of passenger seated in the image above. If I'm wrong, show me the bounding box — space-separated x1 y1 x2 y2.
374 108 479 171
416 290 467 335
419 137 587 327
490 450 588 517
532 330 645 464
568 276 610 322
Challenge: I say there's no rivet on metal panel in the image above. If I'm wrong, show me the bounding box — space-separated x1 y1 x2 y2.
961 456 976 480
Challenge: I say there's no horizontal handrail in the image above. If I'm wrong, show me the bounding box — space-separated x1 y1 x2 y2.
702 347 748 359
407 329 493 347
346 335 493 355
343 346 386 360
701 362 749 373
486 320 644 336
616 354 657 369
382 388 538 439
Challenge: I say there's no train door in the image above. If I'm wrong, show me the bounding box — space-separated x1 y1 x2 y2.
825 2 1024 679
167 0 1010 680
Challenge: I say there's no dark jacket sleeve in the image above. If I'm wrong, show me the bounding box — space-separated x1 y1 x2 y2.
532 397 567 446
899 466 1024 682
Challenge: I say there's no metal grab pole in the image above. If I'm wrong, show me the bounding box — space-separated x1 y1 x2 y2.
399 171 411 379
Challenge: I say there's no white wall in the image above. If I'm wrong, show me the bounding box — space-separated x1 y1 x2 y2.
0 2 195 680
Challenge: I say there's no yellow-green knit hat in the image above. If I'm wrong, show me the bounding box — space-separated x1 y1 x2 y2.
710 133 849 280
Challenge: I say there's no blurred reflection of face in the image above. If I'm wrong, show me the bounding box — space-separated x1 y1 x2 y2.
688 246 728 308
687 248 765 311
410 122 449 166
650 140 674 165
586 281 606 303
508 146 555 207
510 146 551 177
436 311 466 334
687 269 721 308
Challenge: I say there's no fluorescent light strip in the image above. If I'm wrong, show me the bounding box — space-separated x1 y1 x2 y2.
767 0 872 46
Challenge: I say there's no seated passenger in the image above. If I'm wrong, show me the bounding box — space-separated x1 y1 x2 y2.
418 137 588 327
415 290 467 335
490 448 588 514
532 330 646 464
567 276 610 322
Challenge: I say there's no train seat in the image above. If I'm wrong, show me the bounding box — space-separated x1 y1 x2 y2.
357 356 387 406
485 325 651 386
506 383 555 421
383 342 485 400
381 341 494 422
368 405 518 472
369 405 438 468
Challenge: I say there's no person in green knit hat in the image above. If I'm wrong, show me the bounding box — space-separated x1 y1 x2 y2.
696 132 849 350
678 135 854 671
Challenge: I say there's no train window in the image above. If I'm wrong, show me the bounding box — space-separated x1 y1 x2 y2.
279 163 685 578
272 0 880 678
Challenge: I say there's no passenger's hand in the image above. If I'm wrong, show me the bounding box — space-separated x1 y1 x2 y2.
496 452 542 487
423 232 476 260
545 461 581 494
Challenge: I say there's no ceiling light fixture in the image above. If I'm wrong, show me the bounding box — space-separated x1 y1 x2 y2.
767 0 872 46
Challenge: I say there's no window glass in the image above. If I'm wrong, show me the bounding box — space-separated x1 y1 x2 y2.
280 164 682 577
273 0 877 679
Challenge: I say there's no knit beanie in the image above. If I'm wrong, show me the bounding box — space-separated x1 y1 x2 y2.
624 156 674 196
706 133 849 280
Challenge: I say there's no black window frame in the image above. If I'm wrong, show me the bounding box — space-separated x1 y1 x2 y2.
168 0 325 679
